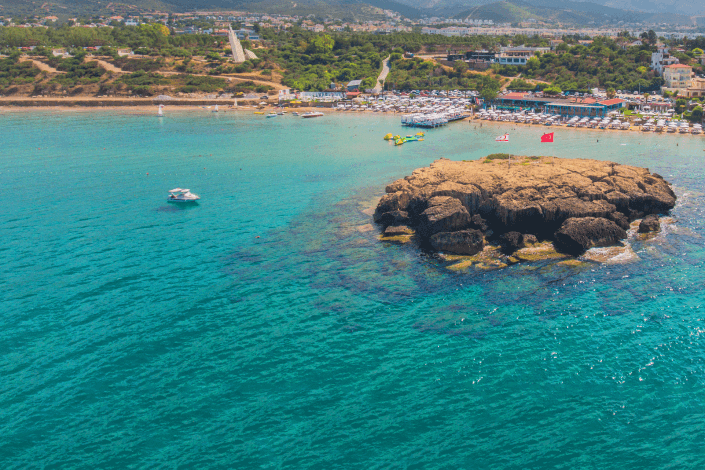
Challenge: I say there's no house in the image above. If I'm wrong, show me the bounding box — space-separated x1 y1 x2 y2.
347 80 362 92
662 64 705 97
125 20 138 26
466 50 496 63
651 45 679 76
663 64 693 89
549 39 564 51
231 29 258 40
497 46 547 66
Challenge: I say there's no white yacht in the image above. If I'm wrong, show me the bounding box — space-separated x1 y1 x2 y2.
168 188 200 202
302 111 324 118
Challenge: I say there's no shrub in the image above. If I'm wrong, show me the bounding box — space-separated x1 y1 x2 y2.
485 153 511 160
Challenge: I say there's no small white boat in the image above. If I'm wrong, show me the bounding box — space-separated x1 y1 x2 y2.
212 105 219 113
168 188 200 202
157 104 164 117
266 113 277 118
292 112 300 116
302 111 324 118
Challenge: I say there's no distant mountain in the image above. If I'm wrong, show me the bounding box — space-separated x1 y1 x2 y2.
402 0 705 16
581 0 705 17
0 0 695 26
395 0 695 25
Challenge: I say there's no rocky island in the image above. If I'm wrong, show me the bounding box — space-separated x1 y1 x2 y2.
374 155 676 263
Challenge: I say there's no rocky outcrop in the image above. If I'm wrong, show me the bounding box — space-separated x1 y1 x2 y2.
608 212 630 230
638 214 661 233
499 232 524 254
384 225 414 236
375 210 411 227
554 217 628 255
418 196 472 237
375 156 676 256
430 230 484 255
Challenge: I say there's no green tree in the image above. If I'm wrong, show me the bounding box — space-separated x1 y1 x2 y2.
675 98 687 114
691 106 703 122
453 60 468 74
648 30 657 46
607 87 616 98
480 87 498 101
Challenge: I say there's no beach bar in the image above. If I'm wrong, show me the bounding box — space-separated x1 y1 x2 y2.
493 93 626 118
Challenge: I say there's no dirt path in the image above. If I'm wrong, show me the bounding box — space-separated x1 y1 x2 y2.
373 56 391 93
20 58 63 74
91 59 127 74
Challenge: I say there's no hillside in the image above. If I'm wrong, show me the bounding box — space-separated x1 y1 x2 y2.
0 0 420 20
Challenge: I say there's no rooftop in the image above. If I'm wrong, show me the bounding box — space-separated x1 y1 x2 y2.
598 98 625 106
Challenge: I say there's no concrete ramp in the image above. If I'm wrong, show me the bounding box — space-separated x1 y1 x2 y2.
245 49 258 60
228 26 247 63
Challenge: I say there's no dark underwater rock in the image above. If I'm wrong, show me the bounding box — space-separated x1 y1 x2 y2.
384 225 413 236
430 229 484 255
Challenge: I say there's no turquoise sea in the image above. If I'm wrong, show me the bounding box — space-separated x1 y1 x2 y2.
2 109 705 469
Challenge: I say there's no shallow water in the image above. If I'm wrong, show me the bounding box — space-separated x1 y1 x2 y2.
2 110 705 469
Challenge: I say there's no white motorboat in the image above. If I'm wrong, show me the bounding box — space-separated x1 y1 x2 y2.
168 188 200 202
302 111 324 118
157 104 164 117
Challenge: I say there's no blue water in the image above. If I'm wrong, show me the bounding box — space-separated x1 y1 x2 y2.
2 110 705 469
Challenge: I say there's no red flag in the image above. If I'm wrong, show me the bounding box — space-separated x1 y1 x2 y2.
541 132 554 143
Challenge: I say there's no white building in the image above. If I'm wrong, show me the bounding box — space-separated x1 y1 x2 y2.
651 45 679 76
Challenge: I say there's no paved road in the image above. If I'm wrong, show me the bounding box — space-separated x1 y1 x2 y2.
373 56 391 93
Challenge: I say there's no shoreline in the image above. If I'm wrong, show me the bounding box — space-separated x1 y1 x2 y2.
1 101 703 138
465 117 705 137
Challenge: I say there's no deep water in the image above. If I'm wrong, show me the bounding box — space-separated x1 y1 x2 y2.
2 110 705 469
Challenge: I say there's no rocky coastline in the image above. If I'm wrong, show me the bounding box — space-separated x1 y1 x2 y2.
374 155 676 264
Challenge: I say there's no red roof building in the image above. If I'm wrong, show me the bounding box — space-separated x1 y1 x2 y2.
503 92 528 100
598 98 625 106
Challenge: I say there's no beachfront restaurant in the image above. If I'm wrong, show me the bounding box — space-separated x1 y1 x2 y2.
494 93 626 117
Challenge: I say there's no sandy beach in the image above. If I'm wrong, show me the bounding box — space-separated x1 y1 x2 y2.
1 98 702 138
